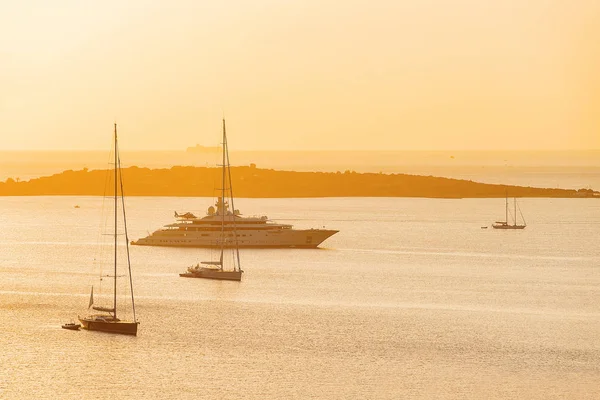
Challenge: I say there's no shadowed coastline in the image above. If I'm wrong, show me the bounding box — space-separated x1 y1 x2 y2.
0 165 598 198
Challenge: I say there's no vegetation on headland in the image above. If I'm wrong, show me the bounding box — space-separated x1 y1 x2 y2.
0 165 598 198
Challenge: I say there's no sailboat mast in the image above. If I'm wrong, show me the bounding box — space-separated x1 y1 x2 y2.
220 119 226 269
514 197 517 226
113 123 118 318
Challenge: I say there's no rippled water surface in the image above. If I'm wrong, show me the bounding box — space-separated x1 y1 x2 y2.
1 196 599 399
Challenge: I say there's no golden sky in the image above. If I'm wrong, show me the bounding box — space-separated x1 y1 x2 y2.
1 0 599 151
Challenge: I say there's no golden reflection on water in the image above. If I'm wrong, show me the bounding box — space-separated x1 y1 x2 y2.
1 196 599 399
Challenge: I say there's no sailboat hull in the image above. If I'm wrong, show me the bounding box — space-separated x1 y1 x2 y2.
79 317 139 336
492 224 526 230
179 269 242 281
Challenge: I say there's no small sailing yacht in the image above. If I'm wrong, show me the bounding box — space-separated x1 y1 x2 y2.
492 194 526 230
78 124 139 335
179 119 243 282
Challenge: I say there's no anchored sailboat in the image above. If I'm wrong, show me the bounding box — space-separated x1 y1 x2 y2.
78 124 139 335
180 119 243 281
492 193 526 230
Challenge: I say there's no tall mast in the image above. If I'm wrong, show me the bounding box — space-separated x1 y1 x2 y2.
220 119 226 269
514 197 517 226
113 123 118 318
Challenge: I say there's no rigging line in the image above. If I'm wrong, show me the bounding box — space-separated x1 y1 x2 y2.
223 119 241 272
211 143 219 216
518 202 527 226
118 136 137 323
210 131 221 217
220 119 226 271
95 131 116 288
508 207 516 224
113 124 118 319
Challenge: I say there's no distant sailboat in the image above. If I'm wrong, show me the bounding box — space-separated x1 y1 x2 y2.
180 119 243 281
492 193 526 230
78 124 139 335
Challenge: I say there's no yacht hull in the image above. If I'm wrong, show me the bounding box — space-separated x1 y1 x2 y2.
179 270 242 281
79 317 139 336
132 229 338 248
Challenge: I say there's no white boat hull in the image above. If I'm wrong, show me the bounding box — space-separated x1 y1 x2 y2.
180 269 242 281
132 228 337 248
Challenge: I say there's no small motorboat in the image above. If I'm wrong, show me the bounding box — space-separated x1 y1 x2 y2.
481 226 488 229
62 322 81 331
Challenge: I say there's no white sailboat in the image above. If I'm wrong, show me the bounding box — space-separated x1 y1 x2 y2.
78 123 139 335
180 119 243 281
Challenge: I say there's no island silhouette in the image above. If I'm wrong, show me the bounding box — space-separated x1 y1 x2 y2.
0 165 597 198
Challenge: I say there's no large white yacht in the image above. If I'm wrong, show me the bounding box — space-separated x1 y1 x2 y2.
131 198 338 248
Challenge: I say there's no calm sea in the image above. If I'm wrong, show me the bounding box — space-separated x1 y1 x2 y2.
1 196 599 399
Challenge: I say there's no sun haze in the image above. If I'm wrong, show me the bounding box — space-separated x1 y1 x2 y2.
1 0 599 151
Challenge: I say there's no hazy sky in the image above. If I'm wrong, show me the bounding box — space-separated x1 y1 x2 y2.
1 0 599 150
